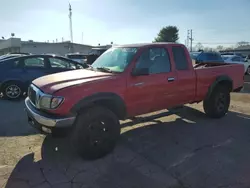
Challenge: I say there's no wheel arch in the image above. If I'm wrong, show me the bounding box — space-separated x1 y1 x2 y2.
206 75 233 98
70 92 127 120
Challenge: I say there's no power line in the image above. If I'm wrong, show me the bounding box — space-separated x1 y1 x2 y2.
193 42 250 45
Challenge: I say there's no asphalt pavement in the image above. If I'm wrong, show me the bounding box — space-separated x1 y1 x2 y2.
0 78 250 187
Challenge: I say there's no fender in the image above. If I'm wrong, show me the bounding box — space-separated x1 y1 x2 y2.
206 75 233 98
70 92 127 119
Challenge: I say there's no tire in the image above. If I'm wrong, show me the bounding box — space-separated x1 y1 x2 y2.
70 106 121 160
203 85 230 118
1 81 24 100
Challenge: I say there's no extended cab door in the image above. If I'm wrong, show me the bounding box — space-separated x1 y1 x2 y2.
126 46 177 116
170 45 196 105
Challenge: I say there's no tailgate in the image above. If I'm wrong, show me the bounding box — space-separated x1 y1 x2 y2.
194 63 244 101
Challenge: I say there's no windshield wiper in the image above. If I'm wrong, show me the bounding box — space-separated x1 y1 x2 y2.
96 67 115 73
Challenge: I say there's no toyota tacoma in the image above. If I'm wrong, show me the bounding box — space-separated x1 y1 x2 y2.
24 43 244 159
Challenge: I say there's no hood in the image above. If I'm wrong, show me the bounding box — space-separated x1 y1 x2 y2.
32 69 114 94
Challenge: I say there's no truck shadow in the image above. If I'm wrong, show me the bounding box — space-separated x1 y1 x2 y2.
4 106 250 188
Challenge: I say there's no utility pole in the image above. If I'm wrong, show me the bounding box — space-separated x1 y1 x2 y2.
189 29 194 52
69 3 73 43
186 30 190 50
81 32 83 44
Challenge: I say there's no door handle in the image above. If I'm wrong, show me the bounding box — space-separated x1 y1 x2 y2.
133 82 144 86
168 77 175 82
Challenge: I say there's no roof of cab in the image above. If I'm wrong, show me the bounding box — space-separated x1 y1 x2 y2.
114 42 180 48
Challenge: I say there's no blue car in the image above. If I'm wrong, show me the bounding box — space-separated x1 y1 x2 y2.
190 51 225 64
0 54 87 100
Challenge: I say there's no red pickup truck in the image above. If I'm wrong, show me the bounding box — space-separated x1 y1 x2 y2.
25 43 244 159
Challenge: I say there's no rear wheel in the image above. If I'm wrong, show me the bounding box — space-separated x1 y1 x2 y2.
2 81 24 100
203 85 230 118
70 106 120 160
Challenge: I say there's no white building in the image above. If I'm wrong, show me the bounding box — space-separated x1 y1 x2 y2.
0 37 111 56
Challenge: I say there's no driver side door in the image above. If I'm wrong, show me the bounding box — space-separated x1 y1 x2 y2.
126 46 176 117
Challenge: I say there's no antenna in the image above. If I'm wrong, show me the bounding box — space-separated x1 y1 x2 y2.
69 3 73 43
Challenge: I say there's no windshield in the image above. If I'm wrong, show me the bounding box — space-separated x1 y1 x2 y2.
91 47 138 73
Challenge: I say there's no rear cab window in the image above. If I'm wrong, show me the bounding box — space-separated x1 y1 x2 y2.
172 46 189 70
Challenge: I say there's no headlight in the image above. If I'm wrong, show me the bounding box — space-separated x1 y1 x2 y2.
50 97 64 109
39 95 64 109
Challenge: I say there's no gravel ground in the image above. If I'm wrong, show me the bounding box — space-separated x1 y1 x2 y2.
0 91 250 187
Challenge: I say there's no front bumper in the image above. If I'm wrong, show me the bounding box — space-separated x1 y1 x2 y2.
24 97 76 134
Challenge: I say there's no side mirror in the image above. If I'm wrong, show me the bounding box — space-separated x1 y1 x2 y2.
76 65 84 69
131 68 149 76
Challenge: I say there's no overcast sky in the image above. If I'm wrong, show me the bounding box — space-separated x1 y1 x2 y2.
1 0 250 46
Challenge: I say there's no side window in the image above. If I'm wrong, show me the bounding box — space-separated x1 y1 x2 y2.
172 46 189 70
24 57 45 67
215 54 223 61
135 47 171 74
49 58 76 69
206 53 216 61
212 53 223 61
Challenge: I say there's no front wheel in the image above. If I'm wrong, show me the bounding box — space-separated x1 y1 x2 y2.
70 106 121 160
2 81 24 100
203 86 230 118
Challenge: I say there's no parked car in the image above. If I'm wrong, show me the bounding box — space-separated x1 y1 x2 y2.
222 54 250 75
194 52 225 63
85 47 109 65
25 43 244 159
0 54 87 99
221 52 245 57
65 53 87 64
190 51 201 60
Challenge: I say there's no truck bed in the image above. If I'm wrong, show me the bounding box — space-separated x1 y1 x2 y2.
194 63 244 102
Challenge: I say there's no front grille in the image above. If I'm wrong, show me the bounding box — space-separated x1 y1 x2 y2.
28 86 37 106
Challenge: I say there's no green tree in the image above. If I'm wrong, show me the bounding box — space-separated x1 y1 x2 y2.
154 26 179 42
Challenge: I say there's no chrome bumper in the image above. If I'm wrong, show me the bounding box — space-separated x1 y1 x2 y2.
24 97 75 130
